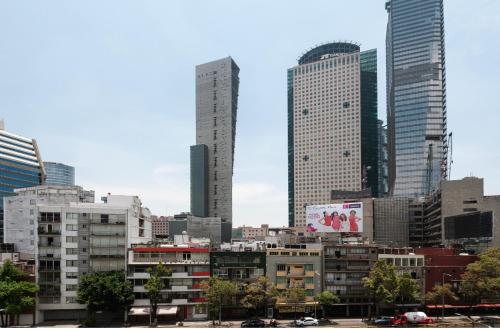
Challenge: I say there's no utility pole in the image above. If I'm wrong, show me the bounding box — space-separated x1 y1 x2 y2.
442 273 452 320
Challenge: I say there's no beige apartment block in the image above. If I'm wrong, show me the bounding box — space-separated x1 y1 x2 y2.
290 50 362 227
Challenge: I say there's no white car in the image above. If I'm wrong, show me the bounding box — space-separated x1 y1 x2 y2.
295 317 319 326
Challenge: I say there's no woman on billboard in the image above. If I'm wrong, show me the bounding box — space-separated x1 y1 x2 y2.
348 210 362 232
331 211 341 232
339 213 349 232
319 211 332 227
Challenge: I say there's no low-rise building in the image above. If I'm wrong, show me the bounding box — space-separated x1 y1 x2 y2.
323 242 378 317
151 215 172 240
266 245 322 318
240 224 269 240
127 240 210 321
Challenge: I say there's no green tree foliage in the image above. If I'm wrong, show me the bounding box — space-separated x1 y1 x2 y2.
76 271 134 326
284 285 306 320
201 277 238 324
0 260 38 327
395 273 420 304
314 290 340 316
144 261 172 326
362 260 398 316
460 247 500 307
240 277 279 316
425 283 459 305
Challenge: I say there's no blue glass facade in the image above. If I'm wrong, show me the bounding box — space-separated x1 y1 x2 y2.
43 162 75 186
386 0 447 197
0 128 44 241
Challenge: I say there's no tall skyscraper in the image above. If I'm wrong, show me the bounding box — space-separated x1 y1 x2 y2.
44 161 75 186
0 122 45 241
191 57 239 241
288 43 378 227
386 0 447 197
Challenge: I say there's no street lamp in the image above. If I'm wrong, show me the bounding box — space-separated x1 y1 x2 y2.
314 271 321 319
442 273 453 320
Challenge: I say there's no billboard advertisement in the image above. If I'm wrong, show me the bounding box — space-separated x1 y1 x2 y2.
306 202 363 233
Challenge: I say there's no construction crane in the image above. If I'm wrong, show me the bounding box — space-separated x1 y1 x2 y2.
448 132 453 180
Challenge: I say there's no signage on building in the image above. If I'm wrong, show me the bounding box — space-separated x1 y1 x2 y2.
306 202 363 233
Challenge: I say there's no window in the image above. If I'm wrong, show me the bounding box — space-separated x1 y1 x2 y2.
183 252 191 260
66 236 78 243
213 117 217 127
277 264 286 271
66 224 77 231
66 297 77 304
305 277 313 284
195 304 207 314
66 272 78 279
304 264 313 271
213 144 217 154
343 101 350 108
66 260 78 267
214 157 217 167
214 185 217 195
306 289 314 296
100 214 109 224
66 284 78 291
213 130 217 140
276 277 286 284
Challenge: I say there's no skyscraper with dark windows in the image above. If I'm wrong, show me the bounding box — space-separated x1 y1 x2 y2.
287 43 378 227
43 162 75 186
0 121 45 241
191 57 239 242
386 0 447 197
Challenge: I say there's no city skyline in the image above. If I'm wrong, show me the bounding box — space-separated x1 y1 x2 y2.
1 0 500 227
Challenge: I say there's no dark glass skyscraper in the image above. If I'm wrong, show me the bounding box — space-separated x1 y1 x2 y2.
0 123 45 241
386 0 447 197
43 162 75 186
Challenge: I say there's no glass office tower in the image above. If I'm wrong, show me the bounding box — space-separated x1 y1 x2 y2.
44 162 75 186
0 123 45 241
386 0 447 197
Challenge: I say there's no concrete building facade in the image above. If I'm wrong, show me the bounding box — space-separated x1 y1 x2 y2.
151 215 172 240
266 246 322 316
288 43 378 227
3 187 151 322
192 57 240 242
323 243 378 317
128 243 210 320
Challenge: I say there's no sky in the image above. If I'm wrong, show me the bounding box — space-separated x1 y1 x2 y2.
1 0 499 228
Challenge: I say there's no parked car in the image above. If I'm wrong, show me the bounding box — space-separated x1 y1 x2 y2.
294 317 319 326
241 319 266 328
374 316 393 325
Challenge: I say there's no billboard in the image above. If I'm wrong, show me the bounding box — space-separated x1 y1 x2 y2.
306 202 363 233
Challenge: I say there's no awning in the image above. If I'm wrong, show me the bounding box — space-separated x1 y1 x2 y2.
129 307 150 315
158 306 178 315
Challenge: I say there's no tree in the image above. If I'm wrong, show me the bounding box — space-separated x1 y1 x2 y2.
0 260 38 327
460 247 500 313
240 277 279 317
201 277 237 325
314 291 340 317
362 260 398 319
77 271 134 326
395 273 420 306
425 283 459 319
144 262 172 327
284 285 306 321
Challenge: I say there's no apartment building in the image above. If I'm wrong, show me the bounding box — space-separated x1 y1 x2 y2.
323 243 378 317
266 245 322 317
3 187 151 322
151 215 172 240
127 241 210 321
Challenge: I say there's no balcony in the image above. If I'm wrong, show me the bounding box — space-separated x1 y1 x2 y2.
38 242 61 247
37 228 61 235
39 254 61 260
